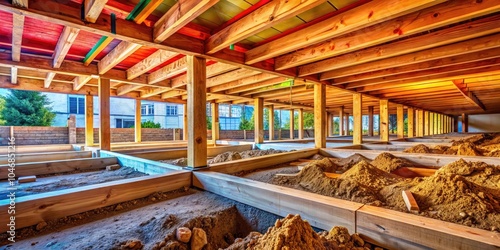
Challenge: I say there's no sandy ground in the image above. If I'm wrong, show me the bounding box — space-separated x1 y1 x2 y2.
0 189 280 250
0 167 147 198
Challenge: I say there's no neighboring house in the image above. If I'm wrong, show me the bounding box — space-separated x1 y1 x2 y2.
44 93 184 128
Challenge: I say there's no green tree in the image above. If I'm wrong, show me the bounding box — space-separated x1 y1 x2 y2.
141 120 161 128
263 109 280 130
1 90 55 126
239 114 254 130
207 116 212 130
0 97 6 125
283 112 314 129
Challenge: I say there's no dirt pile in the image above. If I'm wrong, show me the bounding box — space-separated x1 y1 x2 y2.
371 152 415 172
437 159 500 190
162 149 286 166
225 214 369 250
404 133 500 156
208 151 242 164
403 144 432 154
331 153 371 172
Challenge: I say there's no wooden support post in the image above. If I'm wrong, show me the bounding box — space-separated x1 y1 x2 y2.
289 109 295 139
99 78 111 151
339 106 344 136
462 113 468 133
380 100 389 142
368 106 374 137
353 93 362 145
314 84 326 148
397 104 404 138
187 56 207 168
345 113 350 136
424 111 430 136
135 99 141 143
418 109 424 137
68 115 76 144
254 98 264 144
437 114 441 134
85 95 94 147
408 108 414 138
429 112 434 135
298 108 304 139
268 105 274 141
211 102 219 144
454 116 459 132
327 112 333 137
183 104 187 140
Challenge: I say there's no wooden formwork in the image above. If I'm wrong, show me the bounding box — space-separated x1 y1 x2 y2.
0 144 76 154
0 151 92 164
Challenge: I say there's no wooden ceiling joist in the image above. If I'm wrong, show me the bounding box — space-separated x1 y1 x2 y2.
149 57 187 84
44 72 56 89
53 27 80 68
11 13 24 62
161 90 186 100
206 0 326 54
208 73 278 93
314 15 500 79
205 68 261 88
224 76 290 94
10 67 18 84
133 0 163 25
153 0 219 43
276 0 500 70
140 86 172 98
127 50 179 80
74 76 93 91
12 0 28 8
245 0 444 64
116 84 143 96
452 79 486 111
84 0 109 23
98 41 141 75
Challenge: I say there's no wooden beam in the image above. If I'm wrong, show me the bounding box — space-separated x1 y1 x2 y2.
149 57 187 84
98 41 141 74
407 107 414 138
353 93 362 144
211 102 219 143
246 0 444 64
461 113 468 133
327 112 333 137
154 0 219 43
11 13 24 62
127 50 179 80
345 113 350 135
161 89 186 99
429 112 434 135
84 0 108 23
135 99 141 143
116 84 143 96
73 75 93 91
140 86 172 98
318 15 500 80
254 98 264 144
380 100 389 142
209 73 277 93
281 0 500 71
314 84 326 148
289 109 295 139
206 0 325 54
206 68 261 88
338 106 344 136
85 94 94 146
11 0 28 8
99 78 111 151
298 108 304 139
268 105 274 141
397 104 404 138
183 104 187 140
133 0 163 24
10 67 17 84
83 36 114 66
418 109 424 137
53 26 80 68
186 56 207 168
452 79 486 111
424 111 430 136
367 106 373 136
44 72 56 88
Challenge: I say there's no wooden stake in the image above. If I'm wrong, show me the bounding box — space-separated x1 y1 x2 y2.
402 190 420 212
314 84 326 148
380 100 389 142
187 56 207 168
99 78 111 151
353 93 362 145
135 99 141 143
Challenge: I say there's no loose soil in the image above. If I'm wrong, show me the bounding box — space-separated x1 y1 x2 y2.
242 153 500 231
160 149 286 167
226 214 371 250
404 133 500 157
0 167 147 198
0 189 280 249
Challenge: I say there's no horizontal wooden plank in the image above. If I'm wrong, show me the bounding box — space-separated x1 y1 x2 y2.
357 205 500 250
193 171 362 232
99 150 183 173
0 171 191 232
0 157 117 179
0 144 74 154
208 148 319 173
0 151 92 164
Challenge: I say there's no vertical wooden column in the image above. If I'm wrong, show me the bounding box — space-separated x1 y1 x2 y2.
437 114 442 134
187 56 207 168
314 84 326 148
345 113 350 136
134 99 142 143
396 104 404 138
418 109 424 137
98 78 111 151
85 95 94 146
338 106 344 136
254 98 264 144
298 108 304 139
268 105 274 141
429 112 434 135
461 113 468 133
453 116 458 132
211 102 219 144
379 100 389 142
289 109 295 139
368 106 374 137
407 108 414 138
183 104 188 140
424 111 430 136
327 112 333 137
353 93 362 145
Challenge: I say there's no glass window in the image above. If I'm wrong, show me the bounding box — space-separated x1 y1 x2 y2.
116 119 134 128
141 104 154 115
219 104 230 117
231 105 242 118
69 96 85 114
166 105 178 116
